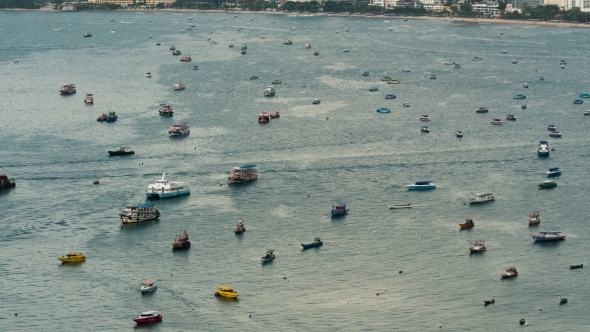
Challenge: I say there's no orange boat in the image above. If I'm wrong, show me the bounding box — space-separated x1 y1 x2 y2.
459 217 474 229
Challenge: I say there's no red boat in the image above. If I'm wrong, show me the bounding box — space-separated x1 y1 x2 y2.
270 112 280 119
133 311 162 325
172 230 191 250
258 110 270 123
0 174 15 189
180 56 192 62
235 220 246 234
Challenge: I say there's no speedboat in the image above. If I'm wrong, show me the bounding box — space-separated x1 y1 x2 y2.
57 252 86 263
523 83 529 88
539 76 544 81
532 229 565 242
506 114 516 121
469 193 495 204
376 107 391 113
459 217 474 229
472 57 482 61
119 202 160 224
215 286 239 299
250 76 259 80
228 165 258 184
313 51 319 56
108 147 134 156
388 203 412 209
140 280 157 294
574 99 583 104
84 32 92 37
491 118 504 125
469 240 486 253
159 104 174 117
570 264 583 269
388 79 401 84
381 76 392 82
258 110 270 123
585 110 590 116
312 99 321 104
173 82 185 90
146 172 190 199
529 210 541 225
283 39 293 45
559 60 567 65
484 299 495 305
500 50 508 54
455 130 463 138
402 68 410 72
430 74 436 79
538 180 557 189
305 43 311 48
385 94 396 99
369 87 378 92
547 124 556 131
235 220 246 234
261 249 276 263
172 230 191 249
476 107 489 113
420 125 430 133
331 202 349 216
193 65 198 70
454 64 460 69
405 181 436 190
419 115 431 121
501 267 518 278
403 102 410 107
522 104 527 109
537 140 550 156
301 238 323 250
133 311 162 325
146 72 151 78
272 79 282 84
580 92 590 98
84 94 94 104
264 86 275 97
549 131 562 138
362 71 369 76
180 56 192 62
546 167 561 177
514 94 526 99
169 123 190 136
444 61 455 65
512 60 518 64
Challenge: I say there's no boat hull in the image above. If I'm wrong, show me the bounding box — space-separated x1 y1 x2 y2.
405 185 436 190
389 204 412 209
532 235 565 242
134 315 162 324
120 214 160 224
301 242 323 250
141 285 157 293
459 223 474 229
172 241 191 250
570 264 583 269
146 189 190 199
469 199 494 204
108 151 134 156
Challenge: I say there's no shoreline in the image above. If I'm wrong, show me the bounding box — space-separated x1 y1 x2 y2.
2 8 589 28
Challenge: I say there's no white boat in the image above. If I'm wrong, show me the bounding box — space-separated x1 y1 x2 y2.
119 202 160 224
405 181 436 190
472 57 482 61
469 240 486 253
403 102 410 107
500 50 508 54
491 118 504 125
523 83 529 88
261 249 276 263
469 193 495 204
444 61 455 65
305 43 311 49
402 68 410 72
512 60 518 64
140 280 157 294
146 72 151 78
169 123 190 136
264 86 275 97
419 115 431 121
537 140 550 156
146 173 190 199
173 82 185 90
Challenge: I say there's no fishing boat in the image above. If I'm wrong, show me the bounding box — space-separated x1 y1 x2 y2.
331 202 349 216
546 167 561 177
241 49 247 54
376 107 391 113
108 147 134 156
173 82 185 90
119 202 160 223
180 56 192 62
84 94 94 104
469 239 486 253
159 104 174 117
420 126 430 133
547 124 556 131
369 87 378 92
105 111 118 122
172 230 191 249
570 264 583 269
269 112 280 119
532 228 566 242
476 107 489 113
96 113 107 122
140 280 157 293
301 238 323 250
514 94 526 99
574 99 583 104
312 99 321 104
168 123 189 136
459 217 474 229
491 118 504 125
537 140 550 156
385 94 396 99
283 39 293 45
261 249 275 263
501 266 518 278
456 130 463 138
234 220 246 234
133 311 162 325
538 180 557 189
405 181 436 190
549 131 562 138
272 79 282 84
419 115 431 121
580 92 590 98
84 32 92 37
388 79 401 84
528 210 541 225
215 286 239 299
228 165 258 184
484 299 495 305
388 203 412 209
146 173 190 199
258 110 270 123
264 86 275 97
172 50 181 55
506 114 516 121
57 252 86 263
0 174 15 189
59 83 76 95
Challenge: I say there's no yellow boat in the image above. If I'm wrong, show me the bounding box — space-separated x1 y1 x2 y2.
388 79 401 84
459 217 474 230
215 286 239 299
57 252 86 263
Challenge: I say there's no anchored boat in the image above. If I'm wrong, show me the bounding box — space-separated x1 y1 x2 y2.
119 202 160 223
146 172 190 199
459 217 474 229
228 165 258 184
405 181 436 190
469 192 495 204
301 238 323 250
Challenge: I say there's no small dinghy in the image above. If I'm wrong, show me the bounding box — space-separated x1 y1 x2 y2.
484 299 495 305
570 264 583 269
388 204 412 209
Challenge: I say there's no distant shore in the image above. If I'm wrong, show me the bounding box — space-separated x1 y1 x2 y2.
3 8 589 28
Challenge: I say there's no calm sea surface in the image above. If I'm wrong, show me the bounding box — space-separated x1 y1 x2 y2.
1 10 590 331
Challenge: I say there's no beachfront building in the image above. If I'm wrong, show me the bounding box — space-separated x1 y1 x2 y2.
472 1 499 15
511 0 543 8
419 0 444 11
88 0 173 5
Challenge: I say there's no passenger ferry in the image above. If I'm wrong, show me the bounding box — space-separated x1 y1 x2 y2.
119 202 160 223
146 172 190 199
228 165 258 184
59 83 76 95
169 123 190 136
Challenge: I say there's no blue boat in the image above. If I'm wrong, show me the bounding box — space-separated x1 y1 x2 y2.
574 99 583 104
369 87 378 92
537 140 550 156
105 111 118 122
301 238 323 250
405 181 436 190
385 94 396 99
376 107 391 113
331 202 349 216
580 92 590 98
546 167 561 177
521 104 527 109
514 94 526 99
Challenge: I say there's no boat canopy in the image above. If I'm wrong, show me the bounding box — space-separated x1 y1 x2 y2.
415 181 432 185
140 311 159 316
539 140 548 144
238 164 256 170
549 167 560 171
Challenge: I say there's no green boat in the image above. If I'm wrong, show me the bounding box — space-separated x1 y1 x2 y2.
538 180 557 189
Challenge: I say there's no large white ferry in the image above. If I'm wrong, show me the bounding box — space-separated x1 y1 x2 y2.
146 173 190 199
119 202 160 223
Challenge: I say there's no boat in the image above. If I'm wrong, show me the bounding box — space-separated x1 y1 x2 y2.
59 83 76 95
484 299 495 305
570 264 583 269
228 165 258 184
269 112 280 119
537 140 550 156
574 99 583 104
500 50 508 54
172 230 191 249
261 249 276 263
283 39 293 45
241 49 247 54
405 181 436 190
388 203 412 209
501 267 518 278
234 220 246 234
454 64 460 69
369 87 378 92
312 99 321 104
385 94 396 99
520 319 526 325
381 76 392 82
193 65 198 70
84 32 92 37
159 104 174 117
146 72 151 78
84 94 94 104
476 107 489 113
444 61 455 65
133 311 162 325
169 123 190 136
258 110 270 123
419 115 431 121
429 74 436 79
549 131 562 138
459 217 474 229
215 286 239 299
455 130 463 138
264 86 275 97
173 82 185 90
532 228 565 242
469 193 495 204
523 83 529 88
0 174 16 189
305 43 311 48
362 71 369 76
57 252 86 263
146 173 190 199
580 92 590 98
108 147 134 156
119 202 160 224
514 94 526 99
331 202 349 216
539 76 544 81
560 299 568 304
250 76 259 80
403 102 410 107
506 114 516 121
528 210 541 225
376 107 391 113
402 68 410 72
547 124 556 131
521 104 527 109
420 126 430 133
170 45 175 50
512 60 518 64
180 56 192 62
140 280 157 293
229 44 234 48
538 180 557 189
313 51 319 56
472 57 483 61
469 239 487 253
301 238 323 250
547 167 561 177
104 111 117 122
343 49 349 52
388 79 401 84
559 60 567 65
172 50 181 55
272 79 282 84
585 110 590 116
96 113 107 122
